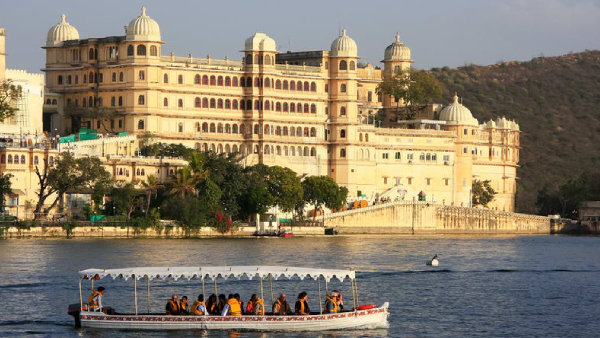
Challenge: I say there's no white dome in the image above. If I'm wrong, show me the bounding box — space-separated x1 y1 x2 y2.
46 14 79 47
330 29 357 57
438 94 478 126
126 7 161 42
244 33 276 52
384 32 411 61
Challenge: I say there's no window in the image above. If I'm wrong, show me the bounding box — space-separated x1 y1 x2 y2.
34 156 39 165
7 155 12 164
408 177 413 185
58 76 63 85
311 82 316 92
202 75 209 85
119 72 124 82
462 178 467 186
340 130 346 138
240 77 245 87
297 81 302 91
202 98 208 108
382 153 389 159
420 153 425 161
165 98 169 107
210 76 216 85
112 73 117 82
426 178 431 186
304 104 309 113
383 177 388 184
139 71 145 80
276 102 281 112
83 74 87 83
464 128 468 135
14 155 19 164
350 61 356 70
265 78 270 87
98 73 103 83
225 99 231 109
150 45 158 56
304 82 309 91
255 78 261 87
340 148 346 157
138 120 144 130
311 104 316 114
178 99 183 108
138 95 145 105
340 107 346 116
290 103 295 113
395 152 401 159
443 155 450 162
119 120 123 128
232 100 238 109
218 99 223 109
339 60 347 70
118 96 123 106
82 98 86 108
463 147 468 154
225 76 231 86
137 45 146 56
341 84 347 93
407 153 414 161
290 81 295 90
276 80 281 89
444 178 450 186
246 54 253 64
210 98 216 108
178 123 184 133
283 80 288 90
164 74 169 83
178 75 183 84
111 97 116 107
232 77 238 87
368 91 373 102
325 84 329 92
194 97 200 108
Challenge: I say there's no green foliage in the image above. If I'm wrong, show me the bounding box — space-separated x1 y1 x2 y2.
0 79 23 122
140 142 192 158
161 195 209 235
0 173 13 211
109 183 145 219
302 176 348 219
432 51 600 213
472 179 496 207
266 166 303 213
198 178 222 210
535 172 600 218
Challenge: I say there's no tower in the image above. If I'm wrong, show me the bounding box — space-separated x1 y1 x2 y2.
381 32 412 126
0 28 6 81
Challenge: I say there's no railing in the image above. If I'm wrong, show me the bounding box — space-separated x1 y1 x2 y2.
274 64 323 73
161 56 244 69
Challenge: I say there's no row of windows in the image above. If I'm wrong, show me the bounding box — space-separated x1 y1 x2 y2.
0 155 54 165
380 152 451 162
381 177 451 186
245 54 275 65
196 142 318 157
159 97 319 114
126 44 158 57
164 73 320 93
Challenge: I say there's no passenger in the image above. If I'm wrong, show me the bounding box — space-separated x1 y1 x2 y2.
88 286 105 312
246 294 265 315
333 290 344 311
217 294 227 314
324 293 338 314
272 293 292 315
191 294 207 316
234 293 244 315
165 294 181 315
222 294 242 316
295 291 310 315
206 294 218 315
180 295 190 315
245 294 257 314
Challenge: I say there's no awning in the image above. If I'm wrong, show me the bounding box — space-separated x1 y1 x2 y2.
79 266 355 282
8 189 25 195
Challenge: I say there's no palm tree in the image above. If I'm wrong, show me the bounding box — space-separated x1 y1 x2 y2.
141 174 164 213
167 166 200 197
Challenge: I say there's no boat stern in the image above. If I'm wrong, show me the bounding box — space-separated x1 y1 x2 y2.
67 303 83 328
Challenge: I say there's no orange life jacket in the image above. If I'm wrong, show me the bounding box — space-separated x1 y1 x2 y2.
324 298 339 313
296 299 309 315
191 300 204 315
254 299 265 315
88 290 101 308
227 299 242 316
166 300 180 315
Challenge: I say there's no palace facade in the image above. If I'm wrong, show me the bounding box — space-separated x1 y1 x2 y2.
41 8 520 211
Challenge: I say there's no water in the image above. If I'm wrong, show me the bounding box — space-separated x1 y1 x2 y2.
1 235 599 338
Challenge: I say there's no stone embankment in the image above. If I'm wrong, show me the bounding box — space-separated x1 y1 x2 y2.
324 201 551 235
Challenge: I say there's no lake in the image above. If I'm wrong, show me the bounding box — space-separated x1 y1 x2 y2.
1 235 599 337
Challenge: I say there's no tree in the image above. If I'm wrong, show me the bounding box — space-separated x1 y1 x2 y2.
0 79 23 122
141 175 164 213
0 173 13 212
266 166 303 213
302 176 348 220
197 178 222 210
161 195 209 236
64 103 119 133
536 176 587 218
110 183 145 219
376 68 445 120
33 153 111 219
472 179 496 207
167 166 200 197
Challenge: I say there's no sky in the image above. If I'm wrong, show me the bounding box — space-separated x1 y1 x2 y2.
1 0 600 73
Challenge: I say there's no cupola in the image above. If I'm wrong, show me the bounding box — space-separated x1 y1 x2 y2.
330 29 357 57
46 14 80 47
244 33 277 52
126 7 161 42
438 93 478 126
383 32 411 61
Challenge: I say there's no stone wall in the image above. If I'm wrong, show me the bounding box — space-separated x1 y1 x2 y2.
324 201 550 234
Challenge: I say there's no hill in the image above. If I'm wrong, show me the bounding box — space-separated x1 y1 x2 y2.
430 50 600 214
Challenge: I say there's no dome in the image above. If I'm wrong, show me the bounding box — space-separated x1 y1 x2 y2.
46 14 79 47
438 93 478 126
126 7 161 42
384 32 411 61
244 33 276 52
330 29 357 57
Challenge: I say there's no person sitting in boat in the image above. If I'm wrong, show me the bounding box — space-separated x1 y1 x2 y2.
246 294 265 315
221 294 242 316
88 286 105 312
191 294 207 316
217 294 227 314
206 294 218 315
234 294 244 315
165 295 181 315
295 291 310 315
333 290 344 312
180 295 190 315
272 293 292 315
324 293 339 313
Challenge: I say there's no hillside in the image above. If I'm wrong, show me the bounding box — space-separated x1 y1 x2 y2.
430 50 600 214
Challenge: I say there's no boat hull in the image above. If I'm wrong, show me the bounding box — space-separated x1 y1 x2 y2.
79 303 389 331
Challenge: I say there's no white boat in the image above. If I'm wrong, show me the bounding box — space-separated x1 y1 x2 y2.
68 266 389 331
426 255 439 266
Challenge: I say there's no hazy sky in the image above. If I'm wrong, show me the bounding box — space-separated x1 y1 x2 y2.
1 0 599 73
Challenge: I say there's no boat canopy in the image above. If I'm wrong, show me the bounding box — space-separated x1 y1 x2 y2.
79 266 356 282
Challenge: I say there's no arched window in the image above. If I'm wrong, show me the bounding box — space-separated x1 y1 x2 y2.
202 75 209 85
232 77 238 87
304 82 309 91
83 74 87 84
150 45 158 56
276 102 281 112
225 76 231 86
254 124 260 135
89 71 94 83
290 103 296 113
310 127 316 137
265 101 270 110
265 55 271 65
303 127 309 137
341 84 347 92
311 82 317 92
246 100 252 110
20 155 25 164
139 70 145 80
303 104 309 113
240 77 245 87
290 127 295 137
210 76 216 85
118 96 123 106
341 130 346 138
276 126 282 135
240 100 246 110
304 147 309 156
340 148 346 157
178 99 183 108
232 100 238 110
138 120 145 130
195 122 201 132
290 81 295 90
177 74 183 84
265 78 270 87
138 95 145 105
340 107 346 116
112 73 116 82
164 74 169 83
254 100 260 110
276 80 281 89
225 124 231 133
297 81 303 91
111 97 116 107
339 60 347 70
127 45 134 56
34 156 39 165
201 122 208 133
202 98 208 108
137 45 147 56
194 97 200 107
264 124 270 135
218 123 223 133
246 54 253 64
254 78 260 87
359 133 363 142
89 48 94 60
310 104 316 114
283 127 288 136
14 155 19 164
232 124 238 134
194 74 200 84
218 76 223 86
178 123 184 133
210 98 216 108
225 99 231 109
217 99 223 109
82 98 87 107
311 147 316 156
283 80 288 90
365 134 369 142
7 155 12 164
119 72 124 81
350 61 356 70
283 102 288 112
296 128 302 137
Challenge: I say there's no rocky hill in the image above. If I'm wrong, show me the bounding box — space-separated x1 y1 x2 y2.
430 50 600 214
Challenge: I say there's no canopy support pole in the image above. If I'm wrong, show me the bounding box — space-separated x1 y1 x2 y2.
260 275 264 302
318 277 323 315
134 275 138 316
269 274 274 309
325 280 328 294
79 279 83 310
351 278 356 310
355 277 360 307
202 275 206 316
91 279 94 292
146 276 150 314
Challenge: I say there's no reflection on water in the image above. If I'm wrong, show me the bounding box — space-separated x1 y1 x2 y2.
1 235 600 337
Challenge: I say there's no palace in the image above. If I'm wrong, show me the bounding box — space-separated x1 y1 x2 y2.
40 7 520 211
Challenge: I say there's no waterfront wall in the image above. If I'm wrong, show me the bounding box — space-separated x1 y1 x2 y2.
324 201 551 234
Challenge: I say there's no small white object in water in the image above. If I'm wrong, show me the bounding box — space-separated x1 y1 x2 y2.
426 254 439 266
